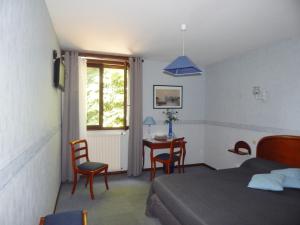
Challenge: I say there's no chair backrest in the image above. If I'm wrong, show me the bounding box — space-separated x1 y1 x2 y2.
69 139 90 171
169 137 185 160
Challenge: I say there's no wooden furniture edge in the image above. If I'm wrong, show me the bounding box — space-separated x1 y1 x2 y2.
39 217 45 225
82 210 87 225
228 149 250 155
256 135 300 167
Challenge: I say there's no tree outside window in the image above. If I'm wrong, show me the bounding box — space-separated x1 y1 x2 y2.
86 61 128 130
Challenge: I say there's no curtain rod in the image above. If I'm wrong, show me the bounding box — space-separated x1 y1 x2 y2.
61 50 128 60
61 50 143 62
79 52 129 60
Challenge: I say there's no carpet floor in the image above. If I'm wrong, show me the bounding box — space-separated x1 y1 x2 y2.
55 166 211 225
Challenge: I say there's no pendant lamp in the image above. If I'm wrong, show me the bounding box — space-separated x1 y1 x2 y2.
163 24 203 76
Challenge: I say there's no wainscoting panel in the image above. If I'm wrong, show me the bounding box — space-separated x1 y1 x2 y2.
87 133 121 171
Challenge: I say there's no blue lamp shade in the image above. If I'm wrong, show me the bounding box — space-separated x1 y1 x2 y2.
143 116 156 126
163 56 203 76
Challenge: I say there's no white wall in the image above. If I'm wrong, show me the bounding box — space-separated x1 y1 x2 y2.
204 38 300 169
0 0 61 224
142 59 206 168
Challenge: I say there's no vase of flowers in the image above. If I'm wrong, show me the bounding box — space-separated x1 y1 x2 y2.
163 109 179 138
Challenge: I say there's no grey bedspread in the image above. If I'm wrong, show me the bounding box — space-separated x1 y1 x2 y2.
146 158 300 225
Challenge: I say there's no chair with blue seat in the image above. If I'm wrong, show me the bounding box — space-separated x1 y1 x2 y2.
152 137 185 180
39 210 87 225
69 139 109 200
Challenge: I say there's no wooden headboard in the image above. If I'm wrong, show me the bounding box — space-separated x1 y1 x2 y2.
257 135 300 167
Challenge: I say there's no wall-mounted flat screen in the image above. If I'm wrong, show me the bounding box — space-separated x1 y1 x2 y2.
54 58 65 91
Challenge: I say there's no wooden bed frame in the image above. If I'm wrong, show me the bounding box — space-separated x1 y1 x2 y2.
257 135 300 167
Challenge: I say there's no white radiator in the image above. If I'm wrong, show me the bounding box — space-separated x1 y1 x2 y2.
87 133 121 171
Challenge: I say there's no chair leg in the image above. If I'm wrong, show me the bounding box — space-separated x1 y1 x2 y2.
166 163 170 174
85 176 89 188
89 174 95 200
178 161 181 173
71 172 78 195
153 161 157 180
150 160 154 181
104 167 109 190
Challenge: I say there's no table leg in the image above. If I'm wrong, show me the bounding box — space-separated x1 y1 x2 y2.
150 147 154 181
182 144 186 173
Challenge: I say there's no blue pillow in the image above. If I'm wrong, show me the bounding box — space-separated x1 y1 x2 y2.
271 168 300 189
248 173 285 191
271 168 300 179
283 176 300 189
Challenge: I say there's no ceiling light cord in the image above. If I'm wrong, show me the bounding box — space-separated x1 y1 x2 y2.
181 24 187 56
182 30 185 56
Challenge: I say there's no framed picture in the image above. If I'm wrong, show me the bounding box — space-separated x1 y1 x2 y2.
153 85 183 109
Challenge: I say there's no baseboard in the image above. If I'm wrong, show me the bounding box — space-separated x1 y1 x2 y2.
108 162 216 174
107 170 127 175
179 163 216 170
53 182 62 213
200 163 216 170
142 162 216 171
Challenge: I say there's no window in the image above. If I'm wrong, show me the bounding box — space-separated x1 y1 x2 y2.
86 60 128 130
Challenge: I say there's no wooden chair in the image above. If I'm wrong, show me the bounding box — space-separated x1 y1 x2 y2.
39 210 87 225
69 139 109 200
152 137 185 180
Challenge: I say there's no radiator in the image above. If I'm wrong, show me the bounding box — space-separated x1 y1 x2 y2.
87 133 121 171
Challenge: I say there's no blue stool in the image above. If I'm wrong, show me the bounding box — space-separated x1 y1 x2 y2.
39 210 87 225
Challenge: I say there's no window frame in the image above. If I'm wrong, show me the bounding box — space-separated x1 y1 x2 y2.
86 60 128 130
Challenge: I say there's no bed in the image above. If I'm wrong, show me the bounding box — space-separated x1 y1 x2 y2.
146 135 300 225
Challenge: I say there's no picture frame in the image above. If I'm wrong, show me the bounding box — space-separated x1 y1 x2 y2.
153 85 183 109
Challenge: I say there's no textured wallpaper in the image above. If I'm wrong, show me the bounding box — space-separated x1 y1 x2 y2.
0 0 61 224
204 38 300 169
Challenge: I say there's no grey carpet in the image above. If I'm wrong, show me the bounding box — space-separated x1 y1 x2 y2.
55 166 212 225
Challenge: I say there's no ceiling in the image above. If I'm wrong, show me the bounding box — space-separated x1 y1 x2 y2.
45 0 300 66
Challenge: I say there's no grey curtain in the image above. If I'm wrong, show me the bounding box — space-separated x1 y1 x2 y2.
61 51 80 182
127 57 143 176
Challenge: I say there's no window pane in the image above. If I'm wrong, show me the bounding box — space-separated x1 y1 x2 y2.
103 67 125 128
87 67 100 126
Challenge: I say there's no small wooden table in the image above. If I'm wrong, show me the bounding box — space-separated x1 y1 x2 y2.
143 138 187 180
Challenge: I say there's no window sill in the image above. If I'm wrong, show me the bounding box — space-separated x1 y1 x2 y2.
87 126 129 131
87 130 127 136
